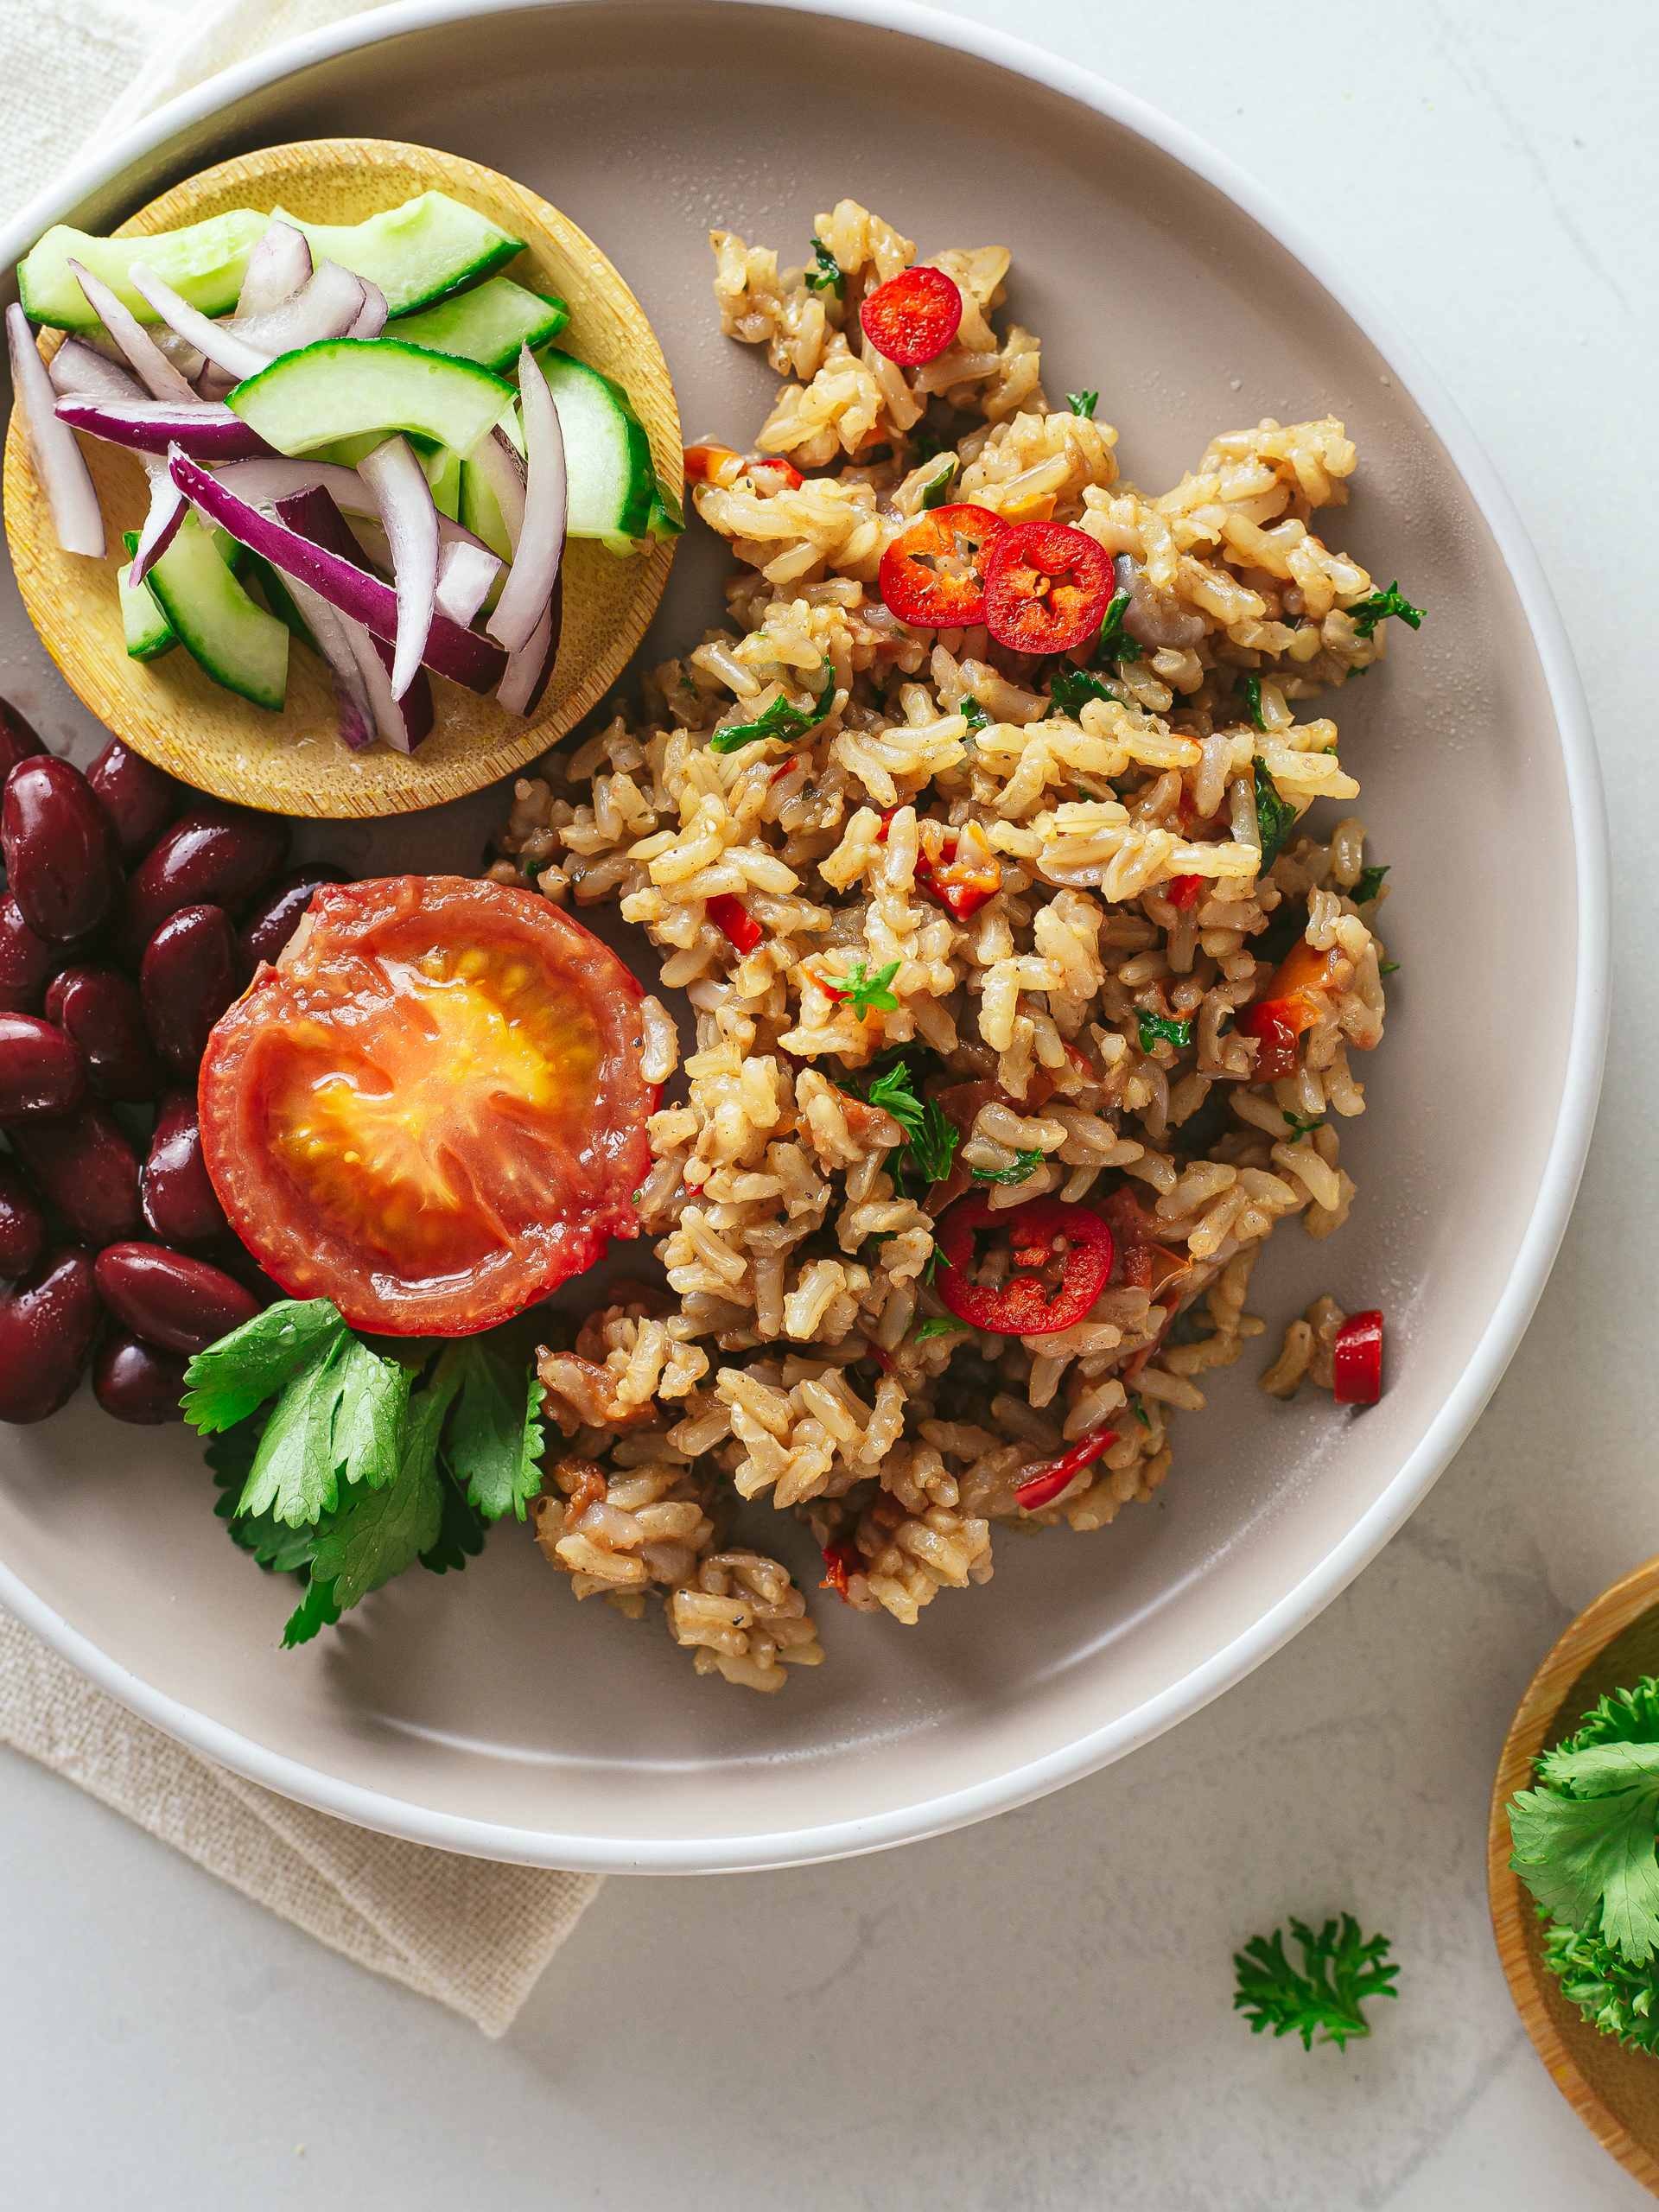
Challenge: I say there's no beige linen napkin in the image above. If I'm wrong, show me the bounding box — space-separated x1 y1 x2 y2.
0 0 605 2033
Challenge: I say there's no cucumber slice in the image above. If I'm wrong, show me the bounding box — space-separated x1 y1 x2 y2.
243 553 319 655
459 458 512 560
310 429 441 468
118 532 177 662
18 209 268 331
531 349 656 549
277 194 524 318
423 445 462 522
146 513 289 711
388 277 569 372
647 483 684 539
228 339 514 461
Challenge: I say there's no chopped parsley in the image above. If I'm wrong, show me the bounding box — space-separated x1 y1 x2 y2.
1253 759 1297 870
805 237 844 297
1346 580 1425 639
1137 1011 1193 1055
1379 959 1400 976
1047 664 1116 721
1282 1110 1325 1138
1354 862 1389 904
971 1148 1046 1187
868 1057 960 1185
823 957 900 1020
710 693 823 754
1091 586 1143 666
1135 1400 1151 1430
920 454 958 509
1234 1916 1400 2052
962 696 990 734
1240 672 1267 732
1066 390 1099 418
912 1318 970 1342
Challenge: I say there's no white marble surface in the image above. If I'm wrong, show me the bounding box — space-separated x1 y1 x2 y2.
2 1 1655 2204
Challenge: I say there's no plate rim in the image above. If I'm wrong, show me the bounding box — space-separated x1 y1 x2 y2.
0 0 1611 1873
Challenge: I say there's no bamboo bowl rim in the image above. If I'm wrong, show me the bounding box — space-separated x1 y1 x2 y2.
1488 1551 1659 2198
2 136 680 818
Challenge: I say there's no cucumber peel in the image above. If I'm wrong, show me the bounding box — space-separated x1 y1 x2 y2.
118 532 177 661
388 276 569 372
146 512 289 711
227 339 515 461
19 210 269 330
278 194 525 318
531 347 656 549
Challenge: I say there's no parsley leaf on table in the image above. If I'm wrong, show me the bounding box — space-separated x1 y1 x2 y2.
1346 580 1425 639
237 1331 353 1527
181 1299 345 1433
280 1577 342 1649
299 1351 467 1620
331 1334 414 1495
1233 1915 1400 2050
1253 759 1297 870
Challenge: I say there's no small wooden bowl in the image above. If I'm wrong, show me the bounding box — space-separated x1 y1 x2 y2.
3 137 680 818
1489 1553 1659 2196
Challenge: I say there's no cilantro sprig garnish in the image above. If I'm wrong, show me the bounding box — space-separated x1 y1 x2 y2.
710 694 825 755
1347 580 1425 639
867 1056 959 1185
805 236 844 298
1091 586 1143 666
1233 1915 1400 2051
823 957 900 1020
971 1148 1045 1187
1253 759 1297 869
184 1304 549 1648
1137 1011 1193 1055
1066 390 1099 418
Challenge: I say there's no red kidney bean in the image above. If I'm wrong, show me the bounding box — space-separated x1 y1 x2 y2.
10 1103 141 1244
0 1012 86 1125
115 804 290 963
1 756 123 944
93 1241 259 1356
0 1158 47 1280
0 1244 101 1422
141 1087 226 1247
0 893 61 1015
140 904 241 1080
237 865 349 974
44 963 162 1102
85 738 181 864
93 1332 189 1424
0 697 45 787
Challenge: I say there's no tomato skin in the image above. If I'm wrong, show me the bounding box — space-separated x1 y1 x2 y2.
198 876 652 1337
932 1192 1115 1336
1332 1309 1383 1405
859 265 963 365
982 522 1116 656
879 505 1005 629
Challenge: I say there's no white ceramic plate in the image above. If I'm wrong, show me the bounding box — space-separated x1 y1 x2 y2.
0 0 1606 1872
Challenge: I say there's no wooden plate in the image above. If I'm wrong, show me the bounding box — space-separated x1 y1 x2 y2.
2 136 679 818
1489 1553 1659 2197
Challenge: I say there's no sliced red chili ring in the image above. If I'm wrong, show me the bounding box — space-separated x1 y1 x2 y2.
932 1192 1115 1337
1166 874 1204 909
1014 1424 1119 1510
859 264 963 366
1332 1309 1383 1405
879 504 1005 630
706 893 761 954
982 521 1116 656
821 1539 861 1599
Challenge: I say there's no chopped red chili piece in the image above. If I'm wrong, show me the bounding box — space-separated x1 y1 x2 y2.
862 1340 894 1375
706 893 761 955
859 264 963 365
1332 1309 1382 1405
769 756 799 783
683 442 745 487
1014 1425 1119 1511
820 1540 861 1599
879 504 1005 630
874 805 1001 920
749 455 804 494
932 1192 1115 1337
982 521 1116 656
1166 874 1204 909
1234 938 1344 1080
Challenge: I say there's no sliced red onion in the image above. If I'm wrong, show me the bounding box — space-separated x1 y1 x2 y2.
467 427 526 552
167 448 505 693
281 574 375 749
53 395 276 461
129 470 186 586
486 347 566 654
435 537 502 628
48 338 143 404
154 329 207 382
235 221 313 319
226 259 366 357
67 258 197 404
349 279 389 341
357 437 439 700
127 263 270 383
213 456 372 512
275 488 433 752
347 515 393 572
6 303 105 558
498 575 563 715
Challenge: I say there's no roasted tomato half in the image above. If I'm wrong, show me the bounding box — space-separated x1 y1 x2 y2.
199 876 654 1335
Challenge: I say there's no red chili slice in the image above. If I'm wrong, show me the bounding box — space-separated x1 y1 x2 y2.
821 1540 861 1599
1332 1310 1383 1405
879 504 1005 629
982 522 1116 656
706 893 761 954
1234 939 1345 1080
859 265 963 365
1014 1424 1119 1510
874 808 1001 920
932 1192 1115 1337
1166 874 1204 910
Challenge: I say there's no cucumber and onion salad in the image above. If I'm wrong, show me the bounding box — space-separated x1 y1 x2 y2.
10 189 681 749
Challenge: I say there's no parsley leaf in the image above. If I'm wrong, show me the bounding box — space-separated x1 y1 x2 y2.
331 1335 414 1495
867 1057 959 1185
1379 959 1400 976
1137 1011 1193 1054
1234 1916 1400 2051
1511 1740 1659 1963
962 696 990 733
972 1148 1046 1186
237 1332 353 1528
1066 390 1099 418
920 455 957 509
1346 580 1425 639
1240 672 1267 732
805 236 844 297
280 1577 342 1649
1354 862 1389 904
448 1344 547 1522
1253 759 1297 869
710 694 823 755
922 1243 941 1285
1092 586 1143 666
302 1353 467 1617
824 958 900 1020
1541 1914 1659 2052
422 1458 490 1574
209 1421 316 1573
1047 664 1115 720
912 1318 969 1342
181 1299 345 1433
1282 1110 1325 1138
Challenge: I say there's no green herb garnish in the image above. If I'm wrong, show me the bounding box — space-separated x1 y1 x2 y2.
824 957 900 1020
868 1058 959 1185
1510 1684 1659 1967
1137 1011 1193 1054
1234 1916 1400 2051
1253 759 1297 869
1091 586 1143 666
805 237 844 298
1047 664 1115 720
1240 673 1267 732
912 1318 970 1342
1282 1110 1325 1138
971 1149 1045 1187
962 696 990 734
710 694 823 755
920 455 957 510
1066 390 1099 418
1346 580 1425 639
1379 960 1400 975
1354 863 1389 904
